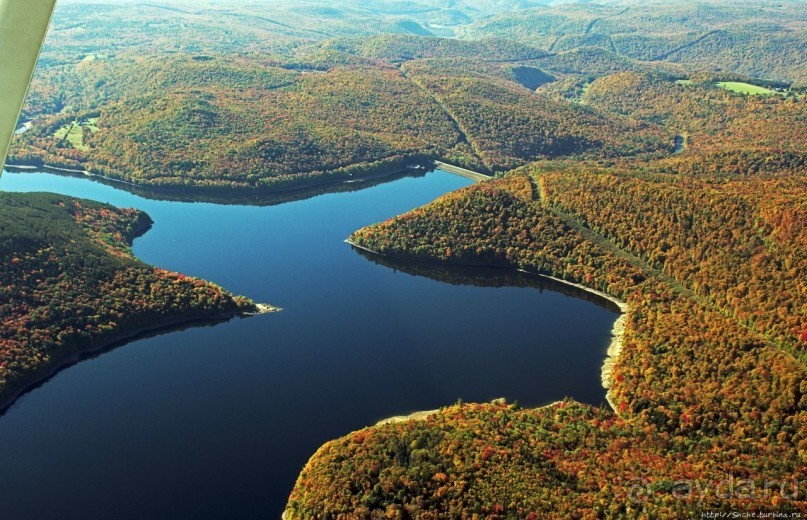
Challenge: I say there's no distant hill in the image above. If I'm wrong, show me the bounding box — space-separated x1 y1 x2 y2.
464 1 807 84
13 42 679 194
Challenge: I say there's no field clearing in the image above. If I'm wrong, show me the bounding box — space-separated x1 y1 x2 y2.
53 118 99 151
82 53 110 62
716 81 774 95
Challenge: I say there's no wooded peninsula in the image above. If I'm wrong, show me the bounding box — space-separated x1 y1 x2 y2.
1 0 804 517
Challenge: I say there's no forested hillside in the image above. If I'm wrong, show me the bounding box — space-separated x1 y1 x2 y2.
464 1 807 84
288 170 806 516
3 1 805 515
581 72 805 161
10 49 669 193
8 1 804 197
15 55 799 194
0 193 259 409
13 60 467 192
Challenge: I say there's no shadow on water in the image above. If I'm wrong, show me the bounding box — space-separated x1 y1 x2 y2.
351 247 621 312
0 168 619 520
0 316 236 418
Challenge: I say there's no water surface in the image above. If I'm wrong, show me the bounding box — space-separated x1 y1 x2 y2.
0 169 618 519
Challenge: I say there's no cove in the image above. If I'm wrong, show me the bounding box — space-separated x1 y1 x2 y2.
0 169 619 519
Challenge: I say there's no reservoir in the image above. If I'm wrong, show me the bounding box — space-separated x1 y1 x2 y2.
0 168 618 519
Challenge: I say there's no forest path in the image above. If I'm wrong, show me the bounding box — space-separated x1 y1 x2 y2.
531 173 804 363
533 175 699 300
397 66 489 169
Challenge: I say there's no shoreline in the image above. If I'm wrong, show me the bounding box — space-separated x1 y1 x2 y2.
345 239 628 414
0 304 278 417
3 159 486 203
375 398 564 426
289 238 628 520
284 398 566 519
3 160 431 199
249 303 283 315
521 272 629 415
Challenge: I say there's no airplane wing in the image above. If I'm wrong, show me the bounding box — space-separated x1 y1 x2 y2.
0 0 57 172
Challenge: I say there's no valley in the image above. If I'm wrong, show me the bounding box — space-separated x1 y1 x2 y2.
0 0 804 517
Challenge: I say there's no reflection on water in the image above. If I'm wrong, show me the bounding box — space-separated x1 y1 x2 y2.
352 247 620 312
0 168 618 520
0 316 232 417
4 163 432 206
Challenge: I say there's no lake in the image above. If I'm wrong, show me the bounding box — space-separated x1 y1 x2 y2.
0 168 619 519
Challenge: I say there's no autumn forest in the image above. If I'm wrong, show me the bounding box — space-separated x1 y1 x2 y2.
1 0 805 518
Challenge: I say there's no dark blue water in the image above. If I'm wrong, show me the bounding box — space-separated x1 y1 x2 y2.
0 169 618 519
